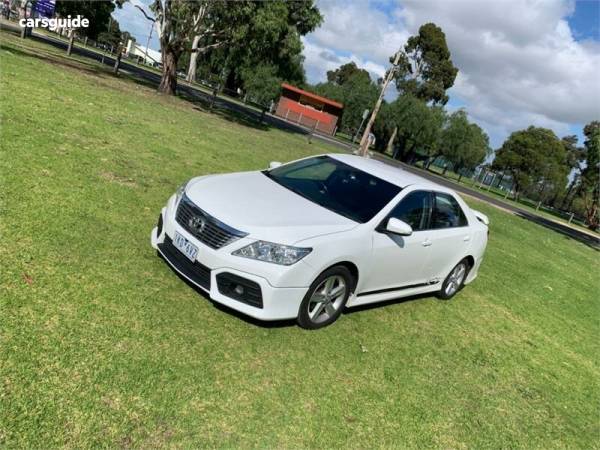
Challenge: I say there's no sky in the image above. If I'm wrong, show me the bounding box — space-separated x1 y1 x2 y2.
115 0 600 149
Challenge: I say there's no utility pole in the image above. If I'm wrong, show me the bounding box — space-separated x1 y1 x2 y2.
358 50 402 157
134 4 156 66
352 108 369 144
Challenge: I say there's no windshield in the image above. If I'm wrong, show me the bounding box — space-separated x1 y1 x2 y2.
264 156 401 223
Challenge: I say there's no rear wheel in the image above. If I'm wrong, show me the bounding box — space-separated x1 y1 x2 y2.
438 259 469 300
297 266 353 329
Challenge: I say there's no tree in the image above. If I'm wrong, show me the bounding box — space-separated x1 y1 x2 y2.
359 22 456 156
241 64 281 122
438 110 490 179
492 127 567 200
311 65 378 134
55 0 119 56
326 62 370 85
135 0 222 94
218 1 322 91
578 121 600 230
139 1 321 96
395 23 458 105
558 135 585 208
97 18 126 73
377 94 445 161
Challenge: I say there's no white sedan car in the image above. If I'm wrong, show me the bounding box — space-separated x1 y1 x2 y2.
151 154 489 329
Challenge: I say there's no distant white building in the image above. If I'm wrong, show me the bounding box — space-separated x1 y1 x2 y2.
125 38 161 66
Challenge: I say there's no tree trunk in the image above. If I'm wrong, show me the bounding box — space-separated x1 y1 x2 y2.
386 126 398 155
67 30 75 56
113 45 122 74
19 1 28 38
158 47 179 95
561 178 577 209
495 173 503 189
425 156 435 169
186 35 201 83
588 206 599 231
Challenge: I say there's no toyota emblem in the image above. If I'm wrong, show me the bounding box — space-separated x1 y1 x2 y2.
189 216 206 233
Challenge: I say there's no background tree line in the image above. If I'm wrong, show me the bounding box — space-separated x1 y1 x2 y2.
46 1 598 230
306 22 597 230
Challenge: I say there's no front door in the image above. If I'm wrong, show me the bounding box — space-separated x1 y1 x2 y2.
361 191 434 295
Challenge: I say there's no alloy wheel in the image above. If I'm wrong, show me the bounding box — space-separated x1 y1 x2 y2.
307 275 347 324
444 263 466 297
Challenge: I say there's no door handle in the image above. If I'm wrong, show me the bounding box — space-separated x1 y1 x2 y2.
422 239 432 247
463 235 471 242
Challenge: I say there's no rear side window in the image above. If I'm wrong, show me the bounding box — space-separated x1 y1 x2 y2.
388 191 432 231
432 193 468 229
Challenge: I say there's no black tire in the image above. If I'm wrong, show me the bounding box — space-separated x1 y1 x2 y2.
297 266 354 330
437 259 470 300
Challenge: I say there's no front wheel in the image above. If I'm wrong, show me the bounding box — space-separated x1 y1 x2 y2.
438 259 469 300
297 266 353 329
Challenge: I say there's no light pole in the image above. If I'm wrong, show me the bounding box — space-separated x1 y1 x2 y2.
358 50 402 157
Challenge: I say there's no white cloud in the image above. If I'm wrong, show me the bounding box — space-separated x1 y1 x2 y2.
302 38 387 84
303 0 409 83
302 0 600 147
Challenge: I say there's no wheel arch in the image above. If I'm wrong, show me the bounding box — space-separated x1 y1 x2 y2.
322 261 359 292
464 255 475 270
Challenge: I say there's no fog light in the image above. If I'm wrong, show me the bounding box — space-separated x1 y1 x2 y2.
234 285 244 295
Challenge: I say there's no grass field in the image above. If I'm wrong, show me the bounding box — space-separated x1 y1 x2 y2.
2 31 600 448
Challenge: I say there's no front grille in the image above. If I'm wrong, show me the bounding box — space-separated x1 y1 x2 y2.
158 236 211 290
176 194 247 249
216 272 263 308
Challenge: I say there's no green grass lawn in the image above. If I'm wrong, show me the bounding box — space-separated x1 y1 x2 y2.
2 32 599 449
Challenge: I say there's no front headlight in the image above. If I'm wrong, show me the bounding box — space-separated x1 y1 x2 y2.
232 241 312 266
175 180 189 202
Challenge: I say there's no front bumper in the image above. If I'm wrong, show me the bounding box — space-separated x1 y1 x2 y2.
151 206 309 321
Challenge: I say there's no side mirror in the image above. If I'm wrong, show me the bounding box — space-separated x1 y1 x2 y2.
269 161 282 170
386 218 413 236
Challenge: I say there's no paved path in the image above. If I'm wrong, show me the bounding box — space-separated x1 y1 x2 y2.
4 23 598 249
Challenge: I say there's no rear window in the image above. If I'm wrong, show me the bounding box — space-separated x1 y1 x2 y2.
431 192 468 228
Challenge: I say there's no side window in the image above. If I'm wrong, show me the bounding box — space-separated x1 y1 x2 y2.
387 191 432 231
432 193 468 229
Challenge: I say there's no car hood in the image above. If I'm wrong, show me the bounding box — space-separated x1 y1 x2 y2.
185 171 357 245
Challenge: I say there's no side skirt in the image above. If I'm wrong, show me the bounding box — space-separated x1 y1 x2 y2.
347 282 440 308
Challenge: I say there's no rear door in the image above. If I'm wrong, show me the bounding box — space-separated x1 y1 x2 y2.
425 192 472 281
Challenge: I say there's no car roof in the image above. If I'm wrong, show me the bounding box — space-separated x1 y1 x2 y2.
328 153 442 190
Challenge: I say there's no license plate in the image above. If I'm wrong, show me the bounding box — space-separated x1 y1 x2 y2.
173 231 199 262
